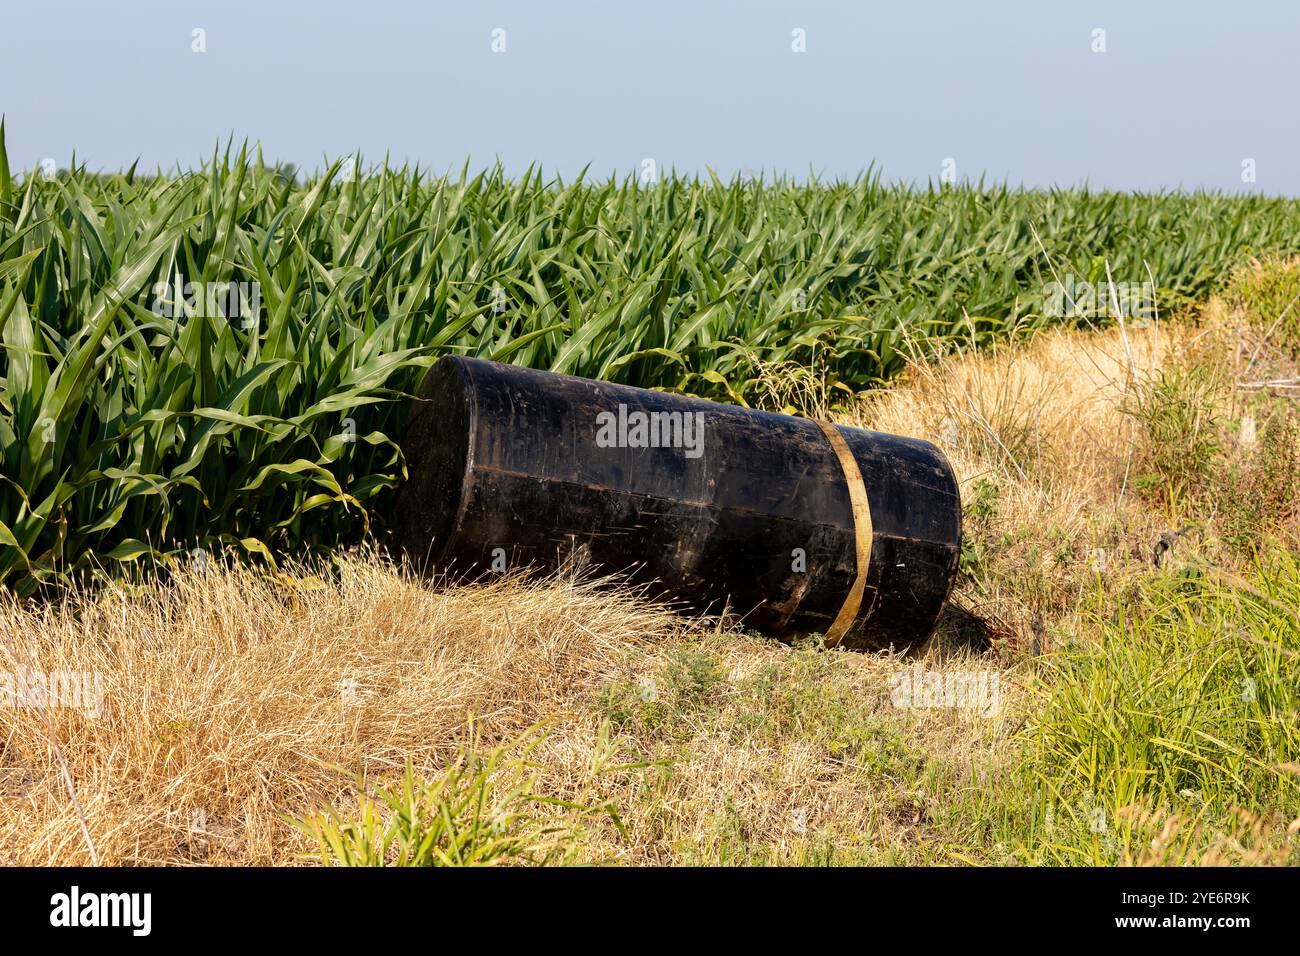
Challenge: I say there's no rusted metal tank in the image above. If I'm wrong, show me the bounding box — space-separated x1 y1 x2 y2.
392 356 962 650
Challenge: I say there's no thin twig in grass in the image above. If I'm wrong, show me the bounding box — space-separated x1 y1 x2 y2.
1244 290 1300 375
1104 260 1137 388
1027 224 1124 370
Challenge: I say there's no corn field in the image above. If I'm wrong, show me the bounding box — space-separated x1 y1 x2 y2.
4 130 1300 590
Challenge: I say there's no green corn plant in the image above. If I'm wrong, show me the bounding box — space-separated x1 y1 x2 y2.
5 132 1300 589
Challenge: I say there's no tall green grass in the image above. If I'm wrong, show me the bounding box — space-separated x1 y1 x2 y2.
1017 553 1300 864
5 128 1300 588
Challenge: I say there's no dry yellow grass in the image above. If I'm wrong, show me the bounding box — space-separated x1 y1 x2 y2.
859 322 1176 494
846 322 1183 650
1 553 1019 865
0 561 700 864
5 318 1209 867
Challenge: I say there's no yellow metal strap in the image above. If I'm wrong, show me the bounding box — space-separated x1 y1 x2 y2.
814 420 873 649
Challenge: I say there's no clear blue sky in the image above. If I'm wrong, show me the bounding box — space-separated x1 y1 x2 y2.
3 0 1297 192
